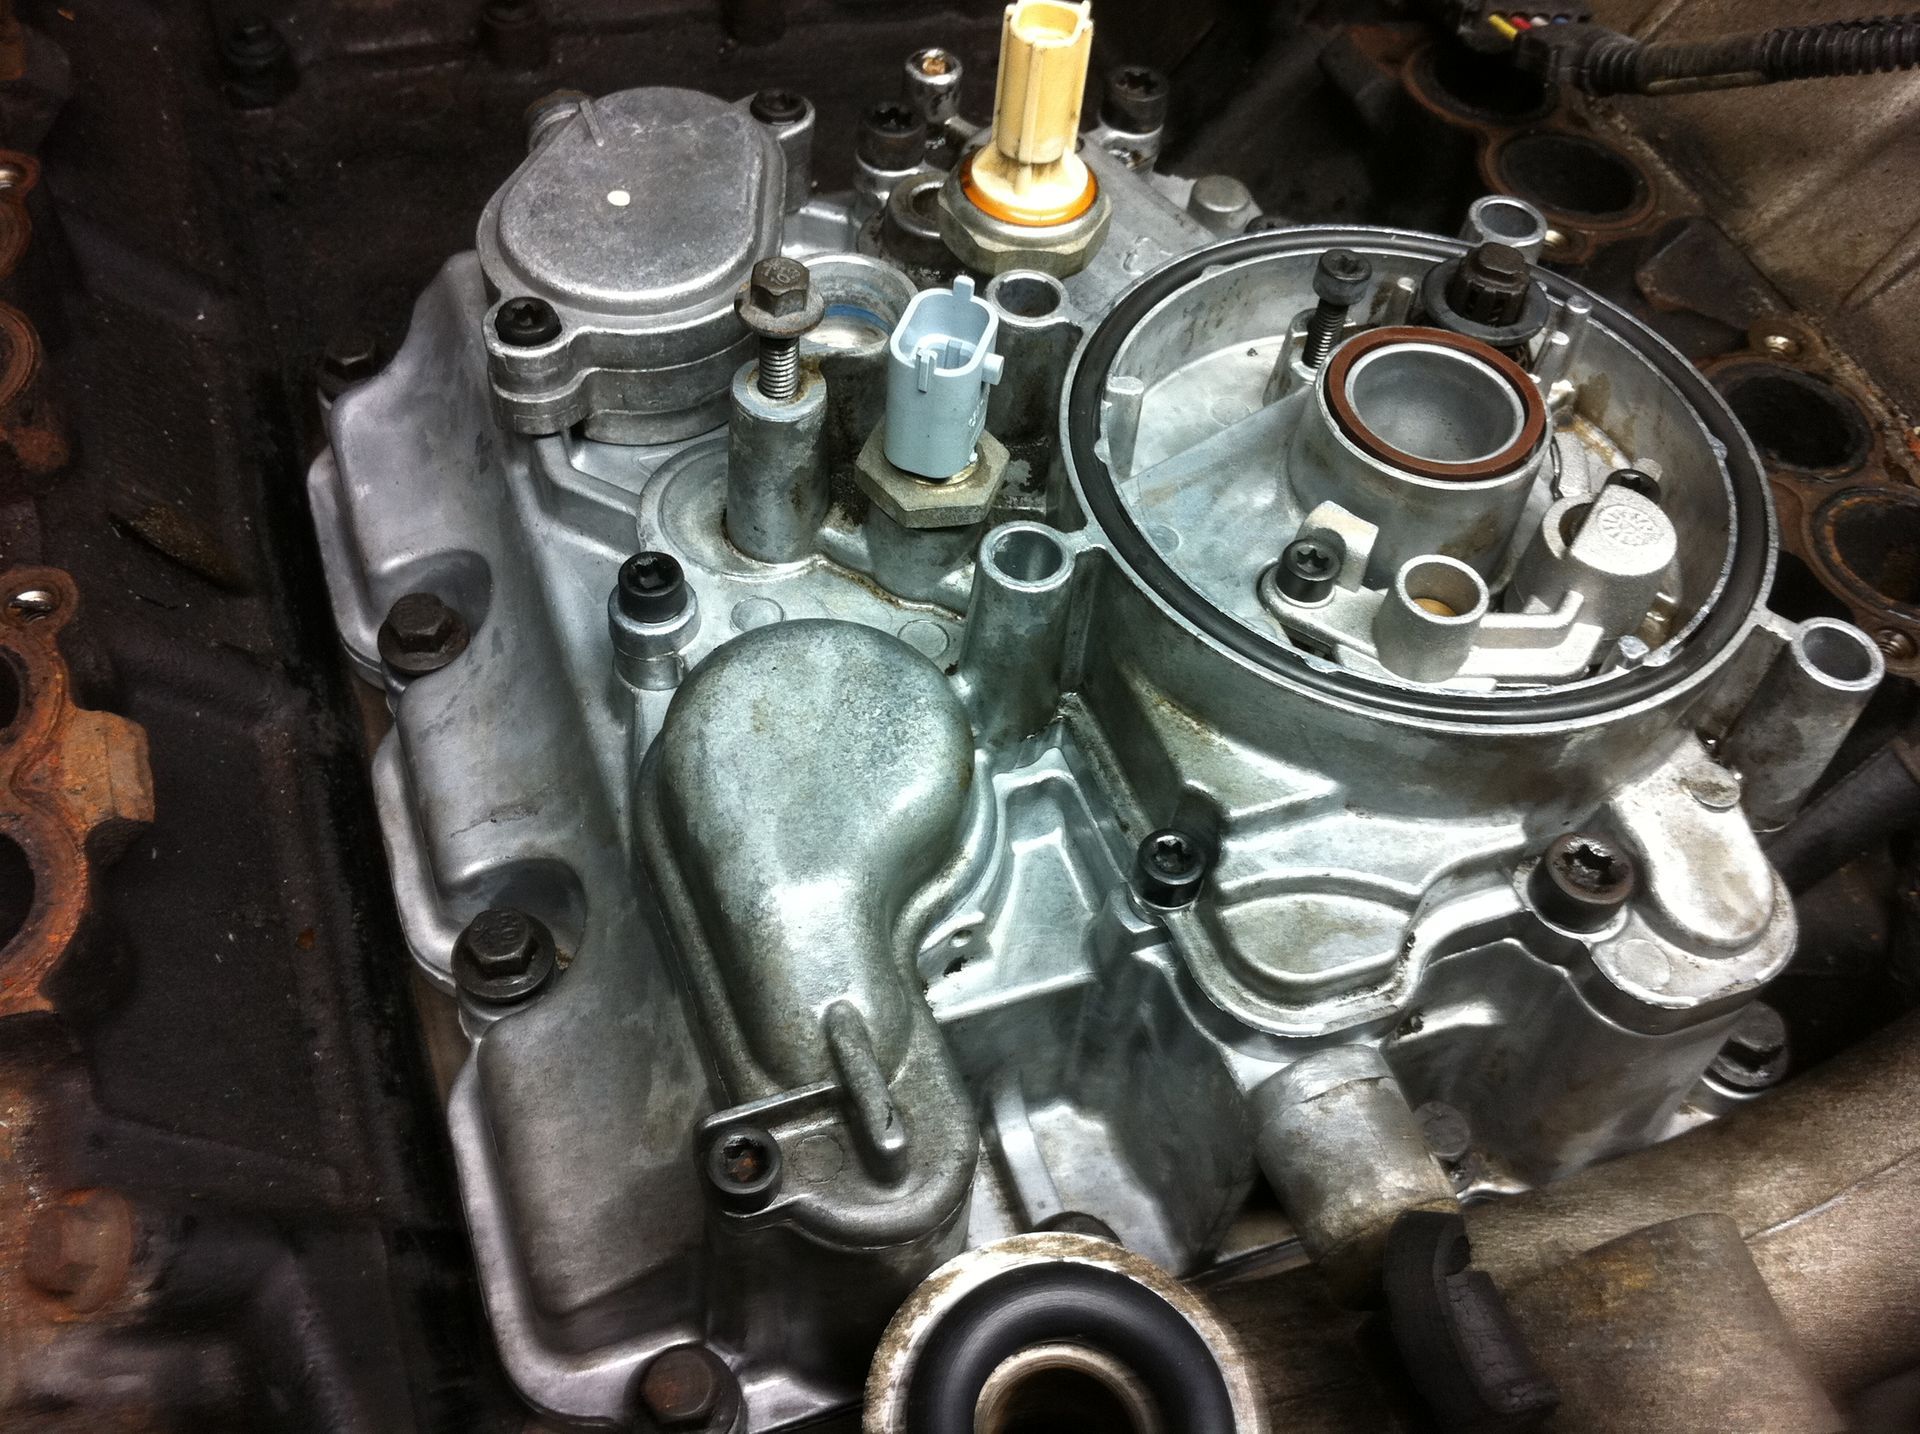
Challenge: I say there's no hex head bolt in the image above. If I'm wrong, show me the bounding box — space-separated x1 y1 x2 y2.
1528 832 1637 932
1133 828 1210 908
452 907 558 1004
734 257 824 403
1302 249 1373 370
376 591 470 677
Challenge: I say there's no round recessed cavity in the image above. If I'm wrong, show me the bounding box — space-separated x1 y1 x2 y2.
1716 362 1871 475
801 253 919 358
1398 555 1489 622
1324 327 1543 481
974 1343 1163 1434
1344 341 1525 468
1064 226 1770 723
1792 617 1882 689
1414 42 1556 123
1814 486 1920 611
987 270 1066 320
0 833 31 952
1464 195 1549 257
1493 132 1651 222
984 523 1071 586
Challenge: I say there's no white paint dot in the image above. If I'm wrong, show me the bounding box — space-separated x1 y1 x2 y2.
607 188 631 207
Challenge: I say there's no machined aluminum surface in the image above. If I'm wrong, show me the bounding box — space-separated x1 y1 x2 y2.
308 79 1875 1433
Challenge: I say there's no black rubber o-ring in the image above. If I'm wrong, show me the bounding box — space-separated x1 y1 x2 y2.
901 1263 1237 1434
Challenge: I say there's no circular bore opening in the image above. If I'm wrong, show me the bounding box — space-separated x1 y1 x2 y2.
1816 489 1920 609
991 273 1065 320
0 652 20 731
1795 620 1880 687
975 1343 1163 1434
1344 343 1524 467
1011 0 1085 42
1398 556 1489 622
0 834 32 951
1472 196 1547 247
803 258 916 358
988 526 1070 584
1495 133 1649 220
1718 365 1871 475
1421 43 1554 122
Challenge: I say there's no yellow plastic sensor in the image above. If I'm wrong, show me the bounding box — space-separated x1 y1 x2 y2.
963 1 1099 227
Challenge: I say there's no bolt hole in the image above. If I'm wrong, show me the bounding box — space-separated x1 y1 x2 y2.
1398 557 1488 624
0 653 19 732
0 834 32 952
991 273 1065 320
1421 43 1555 122
1796 620 1879 686
1474 197 1544 243
1815 488 1920 609
988 526 1069 584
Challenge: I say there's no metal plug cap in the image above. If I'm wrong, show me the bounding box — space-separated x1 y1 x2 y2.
734 257 824 339
1312 249 1373 307
618 551 689 624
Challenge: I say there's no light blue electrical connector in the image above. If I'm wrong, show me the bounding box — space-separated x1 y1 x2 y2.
882 275 1006 480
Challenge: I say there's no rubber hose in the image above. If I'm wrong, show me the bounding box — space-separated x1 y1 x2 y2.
1577 15 1920 96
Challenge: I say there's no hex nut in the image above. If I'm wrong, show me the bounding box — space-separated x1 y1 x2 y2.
936 172 1112 279
854 424 1010 531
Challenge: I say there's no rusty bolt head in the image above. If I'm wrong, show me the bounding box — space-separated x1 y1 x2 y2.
453 908 557 1004
635 1345 736 1430
376 592 470 677
23 1190 136 1313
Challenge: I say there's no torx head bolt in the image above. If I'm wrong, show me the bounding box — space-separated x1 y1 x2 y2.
1302 248 1373 370
748 88 806 125
856 100 927 171
1276 533 1346 605
734 257 823 403
494 295 562 347
704 1126 782 1213
635 1345 735 1429
1102 63 1170 133
1133 828 1210 909
617 551 689 624
376 591 470 677
1446 242 1533 328
1528 832 1637 932
452 908 558 1004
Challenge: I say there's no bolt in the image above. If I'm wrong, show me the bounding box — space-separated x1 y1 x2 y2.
1759 330 1803 359
318 329 382 402
1102 64 1170 133
1132 828 1209 909
452 907 557 1004
1529 832 1636 932
376 591 470 677
635 1346 736 1430
856 101 927 171
1414 1101 1473 1165
617 552 688 624
904 48 963 124
23 1190 135 1313
1603 466 1662 503
479 0 548 69
1302 249 1373 370
5 586 57 621
734 257 821 403
1875 628 1915 661
1276 534 1345 605
705 1126 782 1213
1446 242 1533 328
220 16 296 108
494 296 562 348
749 88 806 126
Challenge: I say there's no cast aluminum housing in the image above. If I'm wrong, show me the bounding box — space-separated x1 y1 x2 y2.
307 80 1880 1430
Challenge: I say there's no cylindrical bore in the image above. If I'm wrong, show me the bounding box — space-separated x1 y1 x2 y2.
1324 327 1544 481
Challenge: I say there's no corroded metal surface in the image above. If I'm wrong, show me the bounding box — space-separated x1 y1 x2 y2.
0 566 153 1014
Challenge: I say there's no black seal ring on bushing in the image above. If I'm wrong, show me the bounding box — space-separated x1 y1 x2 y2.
900 1262 1238 1434
1323 326 1546 481
1063 226 1772 725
